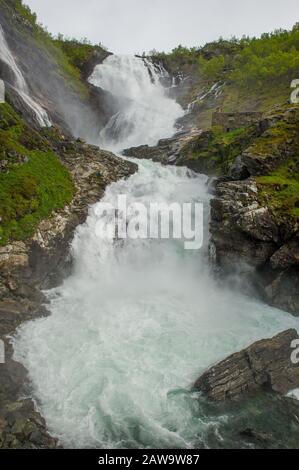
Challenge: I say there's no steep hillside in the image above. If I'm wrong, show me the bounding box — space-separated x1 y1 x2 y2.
0 0 114 139
152 25 299 130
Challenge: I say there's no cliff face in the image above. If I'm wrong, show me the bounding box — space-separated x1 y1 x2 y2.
0 0 114 140
210 105 299 314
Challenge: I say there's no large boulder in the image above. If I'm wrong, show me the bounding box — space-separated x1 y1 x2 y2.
194 329 299 401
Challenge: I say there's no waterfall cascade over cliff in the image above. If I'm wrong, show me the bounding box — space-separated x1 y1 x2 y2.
89 55 184 150
0 24 51 127
13 55 299 449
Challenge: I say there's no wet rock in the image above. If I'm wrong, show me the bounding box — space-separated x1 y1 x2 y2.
210 176 299 314
264 268 299 314
81 49 112 80
270 236 299 270
194 329 299 401
237 105 299 177
0 398 58 448
239 428 272 445
123 129 203 167
210 178 278 269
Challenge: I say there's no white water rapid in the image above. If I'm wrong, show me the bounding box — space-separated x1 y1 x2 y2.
14 55 299 449
0 25 51 127
89 55 184 150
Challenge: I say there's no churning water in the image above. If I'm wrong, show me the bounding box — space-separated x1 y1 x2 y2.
14 56 299 448
89 55 184 150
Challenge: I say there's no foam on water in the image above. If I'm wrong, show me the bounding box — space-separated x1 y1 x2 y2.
13 159 299 448
13 55 299 449
89 55 184 150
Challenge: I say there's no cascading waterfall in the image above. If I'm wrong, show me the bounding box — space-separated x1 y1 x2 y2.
89 55 184 150
14 55 299 449
0 25 51 127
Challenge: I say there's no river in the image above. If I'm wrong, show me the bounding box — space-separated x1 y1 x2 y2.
13 55 299 449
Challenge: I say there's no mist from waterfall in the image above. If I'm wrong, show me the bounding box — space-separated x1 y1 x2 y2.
13 55 299 449
0 24 51 127
89 55 184 150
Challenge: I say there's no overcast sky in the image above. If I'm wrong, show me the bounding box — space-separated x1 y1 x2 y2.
25 0 299 54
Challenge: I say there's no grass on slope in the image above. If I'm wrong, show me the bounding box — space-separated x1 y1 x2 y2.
257 159 299 221
0 103 74 246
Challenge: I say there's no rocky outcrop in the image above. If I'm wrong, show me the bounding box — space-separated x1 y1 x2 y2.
124 120 261 176
210 176 299 314
0 128 137 448
123 129 206 166
194 329 299 401
233 105 299 177
0 341 58 448
210 178 279 268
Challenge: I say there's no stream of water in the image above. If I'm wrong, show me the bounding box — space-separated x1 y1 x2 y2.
13 55 299 449
0 24 51 127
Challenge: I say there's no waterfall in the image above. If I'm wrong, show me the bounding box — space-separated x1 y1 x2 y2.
89 55 184 150
0 25 51 127
13 55 299 449
0 79 4 103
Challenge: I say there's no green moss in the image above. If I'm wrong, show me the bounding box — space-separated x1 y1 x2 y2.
257 159 299 220
249 114 299 157
180 125 258 175
0 103 74 246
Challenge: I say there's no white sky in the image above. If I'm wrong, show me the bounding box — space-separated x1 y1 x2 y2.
25 0 299 54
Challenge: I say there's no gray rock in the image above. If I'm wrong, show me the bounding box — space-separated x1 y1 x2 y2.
194 329 299 401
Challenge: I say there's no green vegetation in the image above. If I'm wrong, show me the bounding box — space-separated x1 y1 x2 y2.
53 35 107 75
149 45 200 74
248 116 299 157
230 30 299 88
253 107 299 220
0 0 105 97
153 26 299 88
15 0 38 29
152 25 299 119
180 125 258 175
257 159 299 220
0 103 74 246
